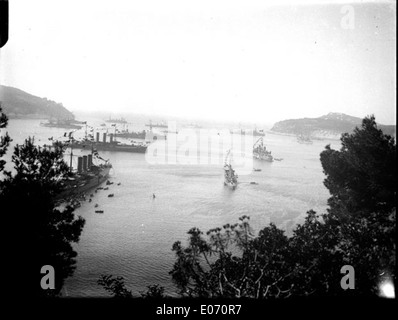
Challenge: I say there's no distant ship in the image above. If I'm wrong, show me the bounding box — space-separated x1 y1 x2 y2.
111 129 147 139
223 150 238 189
253 128 266 136
253 137 273 162
145 120 168 128
230 128 265 136
183 123 202 129
41 119 84 129
69 132 148 153
55 145 112 201
297 134 313 144
105 117 128 124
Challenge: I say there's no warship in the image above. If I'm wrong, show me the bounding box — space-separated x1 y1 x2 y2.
297 134 313 144
145 120 168 128
112 129 147 139
68 132 148 153
105 116 128 124
253 137 273 162
41 119 84 129
223 150 238 189
55 145 112 201
230 128 265 136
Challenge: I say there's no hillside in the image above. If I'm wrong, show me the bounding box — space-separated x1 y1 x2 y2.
0 85 74 120
271 113 396 139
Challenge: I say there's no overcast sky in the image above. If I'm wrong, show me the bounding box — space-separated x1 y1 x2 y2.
0 0 396 124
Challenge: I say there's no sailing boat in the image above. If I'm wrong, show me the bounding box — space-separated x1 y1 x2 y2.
223 149 238 189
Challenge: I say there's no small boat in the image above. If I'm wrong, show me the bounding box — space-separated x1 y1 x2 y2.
94 204 99 208
95 210 104 213
253 168 262 172
274 158 283 161
108 194 114 198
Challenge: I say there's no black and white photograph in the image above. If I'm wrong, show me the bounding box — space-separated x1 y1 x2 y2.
0 0 396 315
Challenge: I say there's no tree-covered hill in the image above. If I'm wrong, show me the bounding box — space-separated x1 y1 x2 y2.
0 85 74 120
271 112 396 139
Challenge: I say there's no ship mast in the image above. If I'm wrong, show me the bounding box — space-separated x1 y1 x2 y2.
69 136 74 172
254 137 263 148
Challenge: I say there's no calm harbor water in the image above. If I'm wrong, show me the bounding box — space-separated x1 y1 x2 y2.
3 117 341 297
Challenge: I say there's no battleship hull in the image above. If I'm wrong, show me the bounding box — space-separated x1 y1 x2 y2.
41 122 83 129
113 132 146 139
297 139 313 145
69 141 147 153
56 165 111 200
224 180 237 189
253 152 273 162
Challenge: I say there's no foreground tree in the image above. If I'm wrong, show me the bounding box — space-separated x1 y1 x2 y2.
0 103 11 173
320 115 396 219
0 110 85 297
320 115 396 294
170 216 298 298
97 274 165 298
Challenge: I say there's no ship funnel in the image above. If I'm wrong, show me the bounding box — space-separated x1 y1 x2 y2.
82 155 88 172
77 157 83 173
103 132 107 143
96 132 100 142
87 154 93 170
110 133 114 143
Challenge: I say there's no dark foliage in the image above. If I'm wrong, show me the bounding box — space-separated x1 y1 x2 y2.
139 284 166 299
0 103 11 173
0 112 85 297
97 274 165 299
320 115 396 294
97 275 133 298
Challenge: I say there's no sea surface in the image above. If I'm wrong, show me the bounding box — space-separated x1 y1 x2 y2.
2 117 341 297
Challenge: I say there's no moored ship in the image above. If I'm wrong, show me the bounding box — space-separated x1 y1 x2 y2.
112 129 147 139
230 128 265 136
253 137 273 162
41 119 84 129
105 116 128 124
297 134 313 144
58 161 112 200
145 120 168 128
69 132 148 153
55 146 112 201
